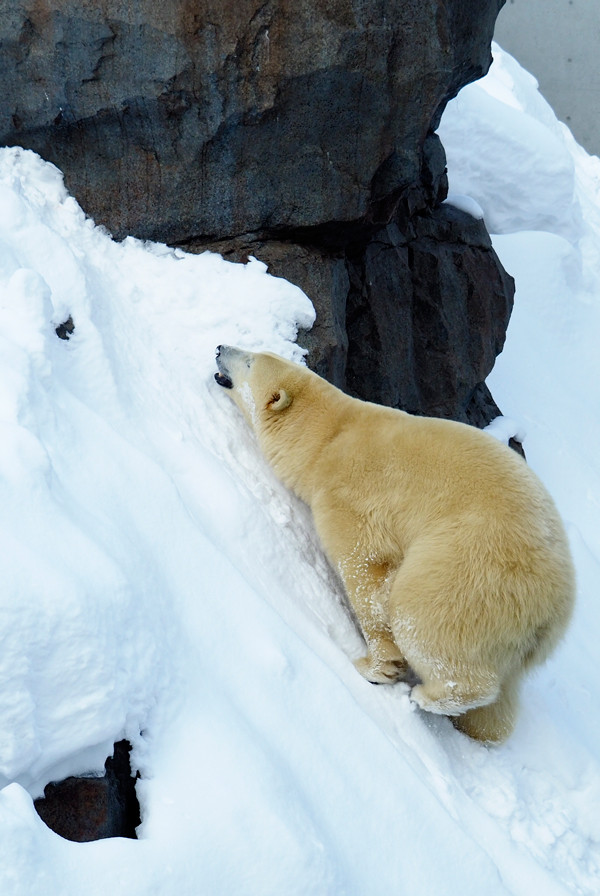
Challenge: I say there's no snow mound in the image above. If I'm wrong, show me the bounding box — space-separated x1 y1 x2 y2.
438 45 584 240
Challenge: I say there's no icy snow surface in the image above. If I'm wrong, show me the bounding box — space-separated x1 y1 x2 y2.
1 43 599 895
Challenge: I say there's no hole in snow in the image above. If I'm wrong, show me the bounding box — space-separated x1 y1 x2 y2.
55 316 75 340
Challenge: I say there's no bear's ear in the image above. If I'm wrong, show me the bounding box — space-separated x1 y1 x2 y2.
268 389 292 412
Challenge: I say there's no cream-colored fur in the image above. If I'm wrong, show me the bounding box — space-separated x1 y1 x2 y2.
215 346 575 743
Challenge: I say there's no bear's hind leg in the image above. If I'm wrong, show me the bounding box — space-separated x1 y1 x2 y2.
389 545 509 724
410 669 501 717
453 674 520 744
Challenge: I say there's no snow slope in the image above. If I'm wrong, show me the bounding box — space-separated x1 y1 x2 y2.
1 44 599 895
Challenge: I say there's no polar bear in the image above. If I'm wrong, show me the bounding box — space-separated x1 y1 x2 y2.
214 345 575 743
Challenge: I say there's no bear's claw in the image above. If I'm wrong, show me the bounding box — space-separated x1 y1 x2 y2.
354 655 406 685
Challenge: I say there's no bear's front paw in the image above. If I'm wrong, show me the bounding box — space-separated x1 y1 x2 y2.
354 655 406 685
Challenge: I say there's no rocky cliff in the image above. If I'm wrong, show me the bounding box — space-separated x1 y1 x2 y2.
1 0 512 425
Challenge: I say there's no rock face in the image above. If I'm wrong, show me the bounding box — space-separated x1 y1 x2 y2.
204 203 513 425
0 0 513 425
34 741 140 842
344 205 514 425
2 1 503 240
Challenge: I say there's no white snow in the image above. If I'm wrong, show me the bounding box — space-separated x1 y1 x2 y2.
443 193 485 220
1 41 600 895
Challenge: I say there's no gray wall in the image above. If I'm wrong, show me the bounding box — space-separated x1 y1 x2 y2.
494 0 600 157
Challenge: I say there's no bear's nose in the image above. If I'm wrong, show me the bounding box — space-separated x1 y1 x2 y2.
216 345 222 357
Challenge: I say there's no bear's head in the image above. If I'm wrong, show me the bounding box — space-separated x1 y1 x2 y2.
215 344 350 498
214 345 305 429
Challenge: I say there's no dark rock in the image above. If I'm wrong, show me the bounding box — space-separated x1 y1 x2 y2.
193 203 514 426
345 204 514 425
398 204 514 424
197 234 350 386
34 740 140 842
0 1 504 243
